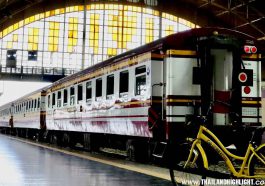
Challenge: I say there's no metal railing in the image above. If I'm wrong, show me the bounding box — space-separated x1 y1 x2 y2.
0 66 79 76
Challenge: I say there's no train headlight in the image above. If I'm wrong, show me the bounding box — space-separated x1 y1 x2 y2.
244 45 257 54
244 46 250 53
250 46 257 53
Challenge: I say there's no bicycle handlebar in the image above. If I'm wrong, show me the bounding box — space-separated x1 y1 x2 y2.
192 99 241 127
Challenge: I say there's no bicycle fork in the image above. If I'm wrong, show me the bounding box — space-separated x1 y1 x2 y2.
184 139 209 169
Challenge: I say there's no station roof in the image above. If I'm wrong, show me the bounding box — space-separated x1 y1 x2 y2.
0 0 264 43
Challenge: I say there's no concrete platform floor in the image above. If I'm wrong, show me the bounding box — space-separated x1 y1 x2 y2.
0 134 172 186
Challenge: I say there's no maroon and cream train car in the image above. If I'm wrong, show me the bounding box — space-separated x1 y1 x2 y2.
44 28 264 154
0 102 13 129
0 88 47 137
0 28 264 159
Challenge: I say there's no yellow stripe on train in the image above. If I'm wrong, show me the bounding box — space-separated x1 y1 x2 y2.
166 50 197 56
242 100 261 104
242 54 261 59
166 99 194 103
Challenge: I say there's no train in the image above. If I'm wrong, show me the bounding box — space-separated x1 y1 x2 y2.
0 27 264 161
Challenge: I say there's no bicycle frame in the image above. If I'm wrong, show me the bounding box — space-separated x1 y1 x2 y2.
184 125 265 178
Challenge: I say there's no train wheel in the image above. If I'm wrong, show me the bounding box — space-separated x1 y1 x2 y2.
62 133 70 147
248 145 265 178
49 134 58 145
83 133 91 151
126 140 135 161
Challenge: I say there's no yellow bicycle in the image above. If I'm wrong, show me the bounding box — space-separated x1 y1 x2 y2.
169 116 265 186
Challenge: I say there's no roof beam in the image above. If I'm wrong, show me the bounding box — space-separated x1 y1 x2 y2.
235 16 265 28
216 0 256 17
200 0 265 39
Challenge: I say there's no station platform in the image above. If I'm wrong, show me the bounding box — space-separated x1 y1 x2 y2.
0 134 172 186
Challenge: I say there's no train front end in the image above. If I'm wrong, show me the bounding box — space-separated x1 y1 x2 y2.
165 28 264 148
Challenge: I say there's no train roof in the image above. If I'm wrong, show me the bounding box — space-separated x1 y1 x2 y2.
2 84 52 107
50 27 263 90
0 101 13 110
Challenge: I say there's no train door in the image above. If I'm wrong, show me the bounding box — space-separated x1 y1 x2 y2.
198 45 239 126
149 53 166 140
40 90 46 130
197 36 261 127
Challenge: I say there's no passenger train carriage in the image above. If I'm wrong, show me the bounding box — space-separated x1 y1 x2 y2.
0 28 264 160
0 102 12 128
0 89 46 137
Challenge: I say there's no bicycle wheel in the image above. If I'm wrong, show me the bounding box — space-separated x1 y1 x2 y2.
169 145 206 186
249 145 265 178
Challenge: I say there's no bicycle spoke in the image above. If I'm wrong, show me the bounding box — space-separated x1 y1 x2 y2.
170 156 206 186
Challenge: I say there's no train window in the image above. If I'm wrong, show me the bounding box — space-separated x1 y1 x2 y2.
6 50 17 68
96 78 102 98
135 65 146 75
127 0 139 2
48 95 51 108
70 87 75 105
144 0 158 6
78 84 83 102
63 89 68 106
86 81 92 101
34 99 37 109
28 51 37 61
135 66 146 96
119 71 129 96
52 93 56 107
57 91 62 107
107 75 114 98
38 98 40 108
